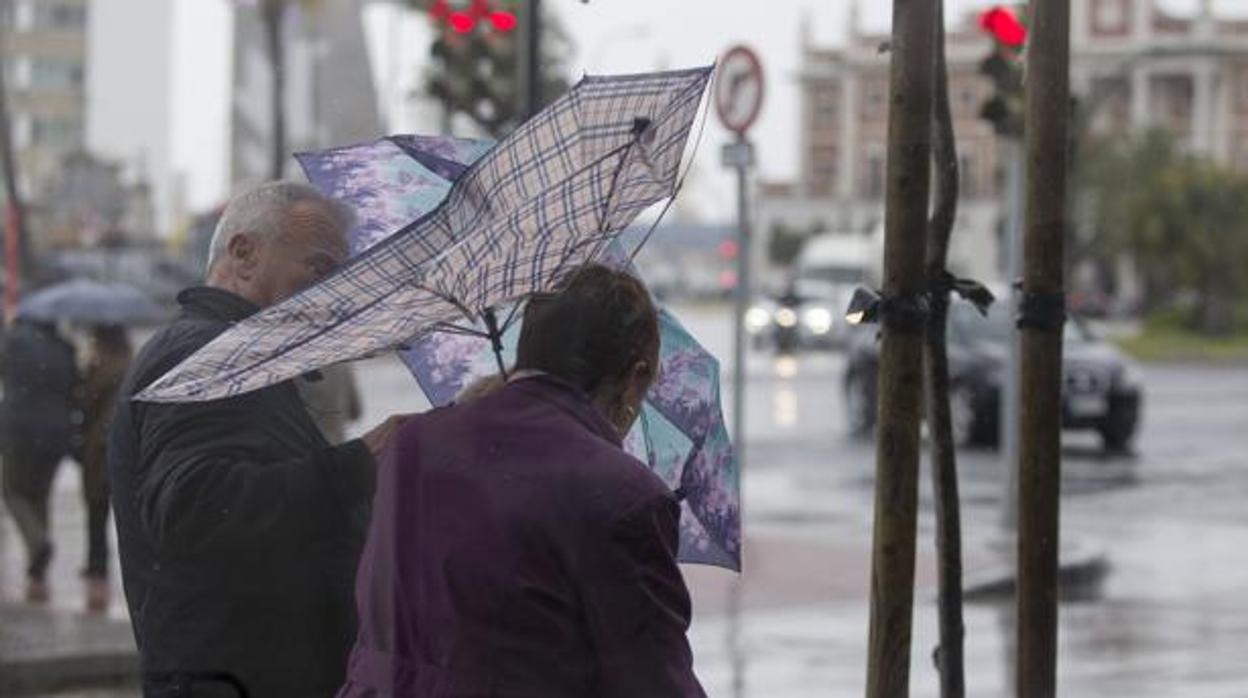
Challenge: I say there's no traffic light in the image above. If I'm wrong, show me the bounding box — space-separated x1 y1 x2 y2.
426 0 523 136
979 6 1027 47
428 0 517 35
978 5 1026 139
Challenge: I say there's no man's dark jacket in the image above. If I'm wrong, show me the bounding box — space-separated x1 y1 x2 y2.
108 287 376 697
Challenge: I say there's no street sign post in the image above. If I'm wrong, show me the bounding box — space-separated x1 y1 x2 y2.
715 45 764 477
715 46 764 136
716 49 763 698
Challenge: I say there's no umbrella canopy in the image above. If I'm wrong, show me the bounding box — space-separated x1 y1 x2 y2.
293 132 738 569
18 279 168 326
138 66 712 403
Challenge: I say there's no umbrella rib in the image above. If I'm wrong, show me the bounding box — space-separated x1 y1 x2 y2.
428 322 489 339
542 137 639 291
499 301 523 335
628 86 713 262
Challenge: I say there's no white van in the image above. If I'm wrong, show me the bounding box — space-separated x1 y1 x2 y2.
795 231 883 290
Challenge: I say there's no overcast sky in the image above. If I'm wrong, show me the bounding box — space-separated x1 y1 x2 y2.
172 0 1248 221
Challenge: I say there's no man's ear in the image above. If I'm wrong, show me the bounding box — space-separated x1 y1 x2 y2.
226 233 259 278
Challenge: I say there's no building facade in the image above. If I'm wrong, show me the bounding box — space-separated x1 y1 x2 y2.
760 0 1248 289
1 0 88 219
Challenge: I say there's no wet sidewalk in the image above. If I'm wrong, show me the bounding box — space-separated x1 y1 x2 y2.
0 464 137 696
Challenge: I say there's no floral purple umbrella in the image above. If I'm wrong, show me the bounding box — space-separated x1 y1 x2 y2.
298 134 740 570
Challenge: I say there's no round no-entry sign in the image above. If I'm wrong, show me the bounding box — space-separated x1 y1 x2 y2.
715 45 765 136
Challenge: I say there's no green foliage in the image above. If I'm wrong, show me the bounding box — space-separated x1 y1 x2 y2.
1115 312 1248 363
1079 130 1248 335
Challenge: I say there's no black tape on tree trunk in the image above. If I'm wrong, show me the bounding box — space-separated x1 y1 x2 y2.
928 270 996 316
844 286 930 333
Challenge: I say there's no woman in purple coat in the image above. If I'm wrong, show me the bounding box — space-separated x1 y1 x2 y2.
340 264 705 698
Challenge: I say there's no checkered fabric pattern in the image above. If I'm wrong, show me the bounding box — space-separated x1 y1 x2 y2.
138 66 712 402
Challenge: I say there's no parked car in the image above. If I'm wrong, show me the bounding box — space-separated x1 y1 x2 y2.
843 299 1143 452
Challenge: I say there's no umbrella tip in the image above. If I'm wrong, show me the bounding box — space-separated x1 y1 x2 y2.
632 117 652 135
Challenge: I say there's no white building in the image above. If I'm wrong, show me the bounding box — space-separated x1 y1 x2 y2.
85 0 174 240
85 0 382 239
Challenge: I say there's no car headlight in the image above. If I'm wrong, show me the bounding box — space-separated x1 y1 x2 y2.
745 306 771 334
775 307 799 328
803 307 834 335
1114 361 1143 390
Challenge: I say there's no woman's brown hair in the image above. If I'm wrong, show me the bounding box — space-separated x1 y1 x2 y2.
515 264 659 398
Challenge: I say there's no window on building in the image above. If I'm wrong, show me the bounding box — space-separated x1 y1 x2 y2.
32 116 83 148
862 148 886 199
9 0 33 32
12 114 32 150
1092 0 1129 35
811 145 837 196
34 1 86 30
30 58 83 89
814 84 839 122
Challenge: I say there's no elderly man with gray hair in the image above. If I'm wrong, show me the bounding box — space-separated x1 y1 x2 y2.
108 181 409 698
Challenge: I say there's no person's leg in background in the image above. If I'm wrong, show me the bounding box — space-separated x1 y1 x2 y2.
80 448 112 612
2 441 59 602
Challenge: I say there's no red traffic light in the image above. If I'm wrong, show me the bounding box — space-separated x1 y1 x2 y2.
978 6 1027 47
431 1 515 34
449 11 476 33
490 10 517 32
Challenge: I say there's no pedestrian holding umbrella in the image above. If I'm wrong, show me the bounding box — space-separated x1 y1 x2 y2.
137 67 738 569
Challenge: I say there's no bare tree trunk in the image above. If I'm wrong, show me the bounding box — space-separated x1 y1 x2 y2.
1018 0 1071 696
865 0 935 695
262 0 288 180
924 1 965 695
0 0 32 296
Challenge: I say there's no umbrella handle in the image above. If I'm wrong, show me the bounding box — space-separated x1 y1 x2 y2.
482 307 509 378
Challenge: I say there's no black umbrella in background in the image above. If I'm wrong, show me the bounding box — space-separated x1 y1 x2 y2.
18 278 169 326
